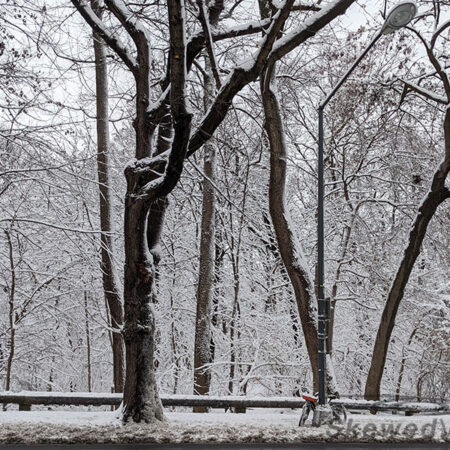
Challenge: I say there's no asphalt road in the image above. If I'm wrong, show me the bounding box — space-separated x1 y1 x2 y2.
0 444 449 449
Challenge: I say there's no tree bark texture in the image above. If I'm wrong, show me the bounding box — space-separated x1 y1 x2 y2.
92 0 125 394
365 110 450 400
122 198 164 423
193 73 216 411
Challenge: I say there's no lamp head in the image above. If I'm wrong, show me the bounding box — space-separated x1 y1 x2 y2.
382 1 417 34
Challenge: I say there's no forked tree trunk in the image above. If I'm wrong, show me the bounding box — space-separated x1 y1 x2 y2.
92 0 124 394
72 0 355 422
120 59 168 422
120 0 192 423
365 110 450 400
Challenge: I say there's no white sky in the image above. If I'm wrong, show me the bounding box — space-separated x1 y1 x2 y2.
343 0 388 30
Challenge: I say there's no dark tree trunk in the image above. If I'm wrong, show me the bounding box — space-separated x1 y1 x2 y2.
4 230 15 395
122 197 165 422
365 110 450 401
92 0 125 394
193 143 216 408
395 327 418 401
84 291 92 392
261 64 320 391
193 60 216 412
120 0 192 423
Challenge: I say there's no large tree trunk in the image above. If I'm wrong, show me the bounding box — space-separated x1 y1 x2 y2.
122 197 165 423
120 32 165 421
120 0 192 423
261 63 321 392
365 110 450 400
92 0 125 394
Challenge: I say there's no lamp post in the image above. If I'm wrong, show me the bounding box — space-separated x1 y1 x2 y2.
316 1 417 409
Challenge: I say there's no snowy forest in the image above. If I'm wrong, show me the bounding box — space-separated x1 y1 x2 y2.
0 0 449 425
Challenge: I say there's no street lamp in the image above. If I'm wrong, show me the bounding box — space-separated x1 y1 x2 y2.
316 1 417 412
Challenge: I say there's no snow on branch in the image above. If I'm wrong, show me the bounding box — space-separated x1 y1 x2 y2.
212 19 271 40
70 0 138 74
187 0 356 157
409 27 450 99
401 80 448 105
0 217 117 235
104 0 150 44
145 19 272 129
252 0 296 70
272 1 320 11
268 0 356 64
292 2 321 12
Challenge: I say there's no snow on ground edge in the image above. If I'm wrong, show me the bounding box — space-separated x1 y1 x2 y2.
0 410 450 444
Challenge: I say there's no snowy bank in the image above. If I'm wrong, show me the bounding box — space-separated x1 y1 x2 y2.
0 409 450 444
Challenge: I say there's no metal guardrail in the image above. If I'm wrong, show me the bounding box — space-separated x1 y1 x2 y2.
1 391 449 414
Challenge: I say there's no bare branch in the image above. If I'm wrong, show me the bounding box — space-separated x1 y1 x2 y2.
292 2 321 11
104 0 148 43
401 79 448 105
70 0 138 74
187 0 356 156
168 0 187 118
268 0 356 64
197 0 221 88
431 19 450 49
254 0 296 68
138 0 192 199
145 19 272 125
409 26 450 100
212 18 271 40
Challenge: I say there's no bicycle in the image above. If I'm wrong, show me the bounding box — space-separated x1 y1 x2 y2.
298 392 347 426
298 392 317 426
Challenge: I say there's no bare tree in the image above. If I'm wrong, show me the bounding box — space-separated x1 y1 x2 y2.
91 0 125 394
192 0 224 409
365 12 450 400
3 230 16 394
261 60 342 394
193 61 217 411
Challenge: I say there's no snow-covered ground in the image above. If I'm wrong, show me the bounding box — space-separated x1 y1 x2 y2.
0 408 449 444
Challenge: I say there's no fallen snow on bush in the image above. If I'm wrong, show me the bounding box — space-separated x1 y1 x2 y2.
0 409 449 444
